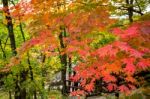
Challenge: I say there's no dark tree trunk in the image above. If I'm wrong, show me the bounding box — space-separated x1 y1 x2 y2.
68 57 72 92
126 0 134 23
9 91 12 99
59 27 68 95
2 1 27 99
20 71 28 99
2 0 20 99
14 75 21 99
2 0 16 55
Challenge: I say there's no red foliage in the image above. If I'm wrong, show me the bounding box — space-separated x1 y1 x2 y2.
107 83 117 92
70 21 150 96
119 85 129 93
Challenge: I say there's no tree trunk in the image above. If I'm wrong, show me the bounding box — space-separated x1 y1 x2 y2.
9 91 12 99
68 57 72 92
2 0 16 55
20 71 28 99
14 75 21 99
2 1 27 99
59 27 68 95
126 0 134 23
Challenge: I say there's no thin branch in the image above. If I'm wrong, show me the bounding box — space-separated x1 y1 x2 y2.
132 8 144 15
135 0 144 15
118 6 144 15
9 0 15 6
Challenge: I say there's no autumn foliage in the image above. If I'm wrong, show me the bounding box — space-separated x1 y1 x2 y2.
70 21 150 95
11 0 150 96
1 0 150 98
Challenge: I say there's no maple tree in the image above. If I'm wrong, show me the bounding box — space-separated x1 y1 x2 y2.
70 20 150 96
13 0 114 96
0 0 149 99
17 0 149 97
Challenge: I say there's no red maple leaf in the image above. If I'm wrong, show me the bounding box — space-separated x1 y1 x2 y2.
107 83 117 92
124 62 135 74
119 85 129 93
103 74 117 83
84 83 94 92
137 59 150 69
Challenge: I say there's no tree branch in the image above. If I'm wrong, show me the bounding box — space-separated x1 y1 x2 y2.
118 6 144 15
135 0 144 15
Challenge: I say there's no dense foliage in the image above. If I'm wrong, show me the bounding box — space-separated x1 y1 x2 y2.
0 0 149 99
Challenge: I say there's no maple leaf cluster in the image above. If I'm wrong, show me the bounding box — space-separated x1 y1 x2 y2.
70 21 150 96
15 0 114 58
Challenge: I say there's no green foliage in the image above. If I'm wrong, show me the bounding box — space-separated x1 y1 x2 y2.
2 74 15 90
119 92 144 99
91 31 116 49
0 91 9 99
